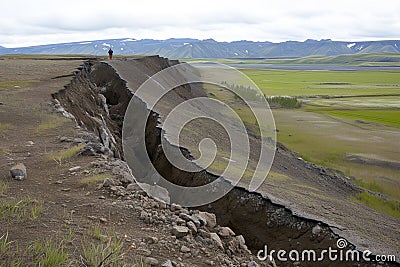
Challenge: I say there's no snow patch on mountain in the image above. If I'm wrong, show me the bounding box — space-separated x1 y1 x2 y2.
347 43 356 48
120 38 136 42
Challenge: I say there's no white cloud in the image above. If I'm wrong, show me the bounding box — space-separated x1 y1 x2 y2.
1 0 399 47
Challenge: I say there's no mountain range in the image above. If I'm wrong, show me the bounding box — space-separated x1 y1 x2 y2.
1 38 400 58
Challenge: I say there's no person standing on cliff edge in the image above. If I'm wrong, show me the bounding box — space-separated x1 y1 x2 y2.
108 48 113 60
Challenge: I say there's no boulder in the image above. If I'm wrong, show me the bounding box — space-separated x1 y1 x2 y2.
10 163 27 180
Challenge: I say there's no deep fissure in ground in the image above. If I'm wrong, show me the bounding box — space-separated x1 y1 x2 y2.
53 58 396 267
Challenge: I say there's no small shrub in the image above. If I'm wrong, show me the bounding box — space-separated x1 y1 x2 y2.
87 224 108 243
0 196 43 221
265 96 302 108
355 179 385 193
36 114 68 134
80 174 112 187
0 233 21 265
81 234 129 267
0 123 14 132
0 180 8 195
48 144 84 164
32 239 68 267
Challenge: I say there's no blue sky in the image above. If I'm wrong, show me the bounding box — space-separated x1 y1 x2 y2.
1 0 399 47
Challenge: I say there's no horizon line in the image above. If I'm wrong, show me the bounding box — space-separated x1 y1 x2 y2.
2 37 400 49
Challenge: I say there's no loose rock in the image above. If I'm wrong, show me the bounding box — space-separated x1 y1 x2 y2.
171 226 190 238
26 141 35 146
10 163 27 180
218 226 235 237
144 257 159 266
197 211 217 228
209 232 224 249
68 166 81 172
180 245 191 253
247 261 259 267
138 248 152 256
312 224 322 235
161 260 173 267
186 221 198 234
102 178 116 188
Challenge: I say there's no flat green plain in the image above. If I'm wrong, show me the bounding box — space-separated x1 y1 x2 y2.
205 67 400 208
240 68 400 97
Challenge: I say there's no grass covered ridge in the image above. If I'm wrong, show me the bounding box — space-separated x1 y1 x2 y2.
352 192 400 219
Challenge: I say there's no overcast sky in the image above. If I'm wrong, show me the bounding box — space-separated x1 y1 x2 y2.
1 0 399 47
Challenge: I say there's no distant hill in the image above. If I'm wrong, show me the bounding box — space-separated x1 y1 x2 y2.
1 38 399 58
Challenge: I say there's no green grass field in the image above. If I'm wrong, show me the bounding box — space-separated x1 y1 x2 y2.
240 68 400 97
306 107 400 127
204 66 400 215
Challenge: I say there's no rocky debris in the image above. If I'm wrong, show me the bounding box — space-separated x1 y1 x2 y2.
312 224 322 235
138 182 170 203
218 226 235 238
81 142 112 156
236 235 248 251
247 260 259 267
161 259 173 267
180 245 191 253
146 236 159 244
138 248 152 256
209 232 224 249
265 258 277 267
95 170 261 265
186 221 197 234
144 257 159 266
26 141 35 146
52 98 76 121
102 178 117 188
197 211 217 228
9 163 27 180
68 166 81 172
171 226 190 238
